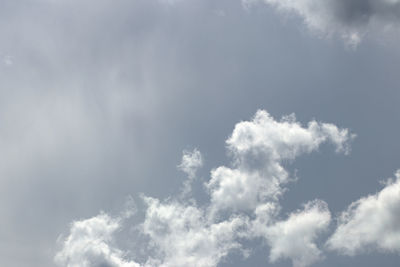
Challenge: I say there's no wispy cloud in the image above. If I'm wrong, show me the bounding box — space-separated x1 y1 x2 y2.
178 148 203 179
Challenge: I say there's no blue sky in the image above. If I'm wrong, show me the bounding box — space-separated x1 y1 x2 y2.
1 1 400 266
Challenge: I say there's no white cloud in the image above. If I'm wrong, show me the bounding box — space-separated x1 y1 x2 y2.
260 200 331 267
248 0 400 46
178 148 203 179
56 199 248 267
207 166 286 212
55 213 141 267
141 197 247 267
327 170 400 255
55 110 354 267
227 111 353 163
207 110 354 214
178 148 203 199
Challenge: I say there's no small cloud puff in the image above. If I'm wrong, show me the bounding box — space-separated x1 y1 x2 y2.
178 148 203 179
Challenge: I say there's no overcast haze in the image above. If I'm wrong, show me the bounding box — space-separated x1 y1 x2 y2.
1 0 400 266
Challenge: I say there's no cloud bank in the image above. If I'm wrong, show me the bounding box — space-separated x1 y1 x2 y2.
56 110 357 267
247 0 400 45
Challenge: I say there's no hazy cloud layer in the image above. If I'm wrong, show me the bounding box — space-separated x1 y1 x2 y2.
56 110 354 267
248 0 400 45
327 170 400 255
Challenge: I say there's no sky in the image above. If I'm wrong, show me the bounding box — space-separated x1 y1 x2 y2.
1 0 400 266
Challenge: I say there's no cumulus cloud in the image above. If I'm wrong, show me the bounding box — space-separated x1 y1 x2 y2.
55 110 354 267
248 0 400 45
207 166 285 213
141 197 247 267
207 110 354 214
327 170 400 255
55 213 141 267
261 200 331 267
227 111 353 160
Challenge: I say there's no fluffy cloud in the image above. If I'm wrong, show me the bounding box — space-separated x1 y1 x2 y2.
55 110 354 267
207 110 354 214
227 111 353 160
208 166 285 213
261 200 331 267
55 213 141 267
248 0 400 45
327 170 400 255
141 197 247 267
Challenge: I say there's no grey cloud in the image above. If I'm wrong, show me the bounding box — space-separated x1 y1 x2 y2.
3 1 400 266
249 0 400 45
0 1 171 264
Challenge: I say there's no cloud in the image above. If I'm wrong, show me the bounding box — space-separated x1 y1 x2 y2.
327 170 400 255
55 213 141 267
178 148 203 179
141 197 247 267
261 200 331 267
248 0 400 46
207 110 354 214
207 166 286 213
178 148 203 199
55 110 354 267
227 111 353 161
